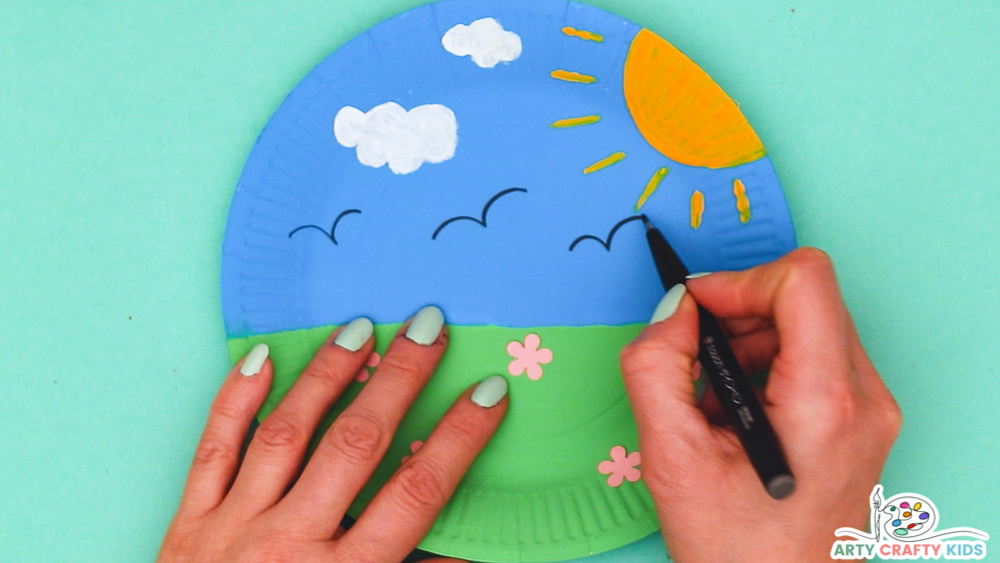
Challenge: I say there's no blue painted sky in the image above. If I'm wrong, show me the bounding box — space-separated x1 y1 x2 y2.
222 0 795 336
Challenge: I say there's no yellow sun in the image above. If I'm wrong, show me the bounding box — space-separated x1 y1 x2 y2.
624 29 765 170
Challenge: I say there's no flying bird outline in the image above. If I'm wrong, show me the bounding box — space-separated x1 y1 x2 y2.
289 209 362 244
432 187 527 239
569 215 644 251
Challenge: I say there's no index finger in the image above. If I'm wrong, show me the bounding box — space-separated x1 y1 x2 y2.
178 344 273 519
685 248 853 394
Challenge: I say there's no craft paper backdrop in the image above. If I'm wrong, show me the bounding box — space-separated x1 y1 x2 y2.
1 1 998 562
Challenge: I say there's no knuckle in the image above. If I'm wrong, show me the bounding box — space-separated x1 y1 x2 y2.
812 383 859 435
378 354 425 383
339 540 381 563
777 248 843 307
325 411 385 463
254 417 308 453
785 247 836 282
789 247 834 271
392 460 449 514
876 393 904 441
299 362 345 391
248 539 299 563
160 531 194 559
620 336 690 384
193 438 238 468
211 400 245 426
436 414 483 451
620 338 664 373
160 521 220 562
618 341 643 368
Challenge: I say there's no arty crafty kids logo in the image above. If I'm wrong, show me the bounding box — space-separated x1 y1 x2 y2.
831 485 989 559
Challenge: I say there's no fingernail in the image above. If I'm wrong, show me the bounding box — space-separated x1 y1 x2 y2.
405 305 445 345
240 343 269 376
686 272 712 279
334 317 374 351
471 375 508 408
649 284 686 324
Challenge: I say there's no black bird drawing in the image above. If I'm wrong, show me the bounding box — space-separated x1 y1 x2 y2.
432 187 528 240
569 215 644 251
288 209 361 244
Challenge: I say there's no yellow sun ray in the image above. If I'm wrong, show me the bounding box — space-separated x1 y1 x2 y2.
690 191 705 229
634 167 669 211
583 152 626 174
733 179 751 223
551 115 601 128
551 70 597 84
562 27 604 42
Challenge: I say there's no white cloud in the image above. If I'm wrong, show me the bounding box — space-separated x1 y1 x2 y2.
333 102 457 175
442 17 522 69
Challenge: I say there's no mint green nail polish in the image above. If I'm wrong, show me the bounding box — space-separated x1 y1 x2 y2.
686 272 712 279
405 305 445 345
240 343 269 376
650 284 686 324
471 375 508 408
334 317 373 352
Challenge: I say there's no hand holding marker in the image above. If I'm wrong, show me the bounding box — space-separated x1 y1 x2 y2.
641 215 795 500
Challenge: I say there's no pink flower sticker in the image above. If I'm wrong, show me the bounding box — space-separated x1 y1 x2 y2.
598 446 641 487
355 352 381 382
506 333 553 380
401 439 424 464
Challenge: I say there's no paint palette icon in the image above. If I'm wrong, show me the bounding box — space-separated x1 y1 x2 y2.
836 484 990 550
883 495 937 539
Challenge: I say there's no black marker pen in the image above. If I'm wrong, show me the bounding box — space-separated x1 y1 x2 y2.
640 215 795 500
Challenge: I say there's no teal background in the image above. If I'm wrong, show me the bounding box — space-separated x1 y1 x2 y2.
1 1 997 561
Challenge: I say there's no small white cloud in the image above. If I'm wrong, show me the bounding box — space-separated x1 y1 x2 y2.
442 17 522 68
333 102 457 175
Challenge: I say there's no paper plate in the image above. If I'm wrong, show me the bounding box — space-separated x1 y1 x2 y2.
221 1 796 561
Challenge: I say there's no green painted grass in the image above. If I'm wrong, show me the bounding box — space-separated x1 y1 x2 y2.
228 323 656 540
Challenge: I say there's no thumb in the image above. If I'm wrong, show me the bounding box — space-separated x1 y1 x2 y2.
620 284 714 463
